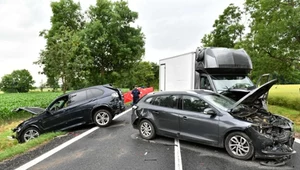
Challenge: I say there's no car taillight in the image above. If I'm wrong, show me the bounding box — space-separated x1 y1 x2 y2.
111 92 119 98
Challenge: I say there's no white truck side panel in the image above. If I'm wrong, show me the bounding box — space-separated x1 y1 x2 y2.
159 52 195 91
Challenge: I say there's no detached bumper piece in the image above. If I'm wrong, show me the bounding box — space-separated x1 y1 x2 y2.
261 144 296 156
260 160 286 167
259 144 296 167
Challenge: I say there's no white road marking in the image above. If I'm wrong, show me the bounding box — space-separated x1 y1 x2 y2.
174 139 183 170
15 108 132 170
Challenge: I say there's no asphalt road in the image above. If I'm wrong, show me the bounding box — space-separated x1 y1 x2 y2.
2 109 300 170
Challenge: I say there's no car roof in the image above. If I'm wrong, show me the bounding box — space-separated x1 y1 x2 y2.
147 89 215 97
58 85 114 97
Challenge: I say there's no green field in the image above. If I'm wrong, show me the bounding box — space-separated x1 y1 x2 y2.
269 84 300 111
0 92 62 121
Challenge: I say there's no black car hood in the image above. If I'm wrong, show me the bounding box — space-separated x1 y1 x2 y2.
14 107 45 115
230 79 277 109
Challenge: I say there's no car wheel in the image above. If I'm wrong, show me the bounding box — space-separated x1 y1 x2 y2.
20 127 40 143
94 109 112 127
139 119 156 140
225 132 254 160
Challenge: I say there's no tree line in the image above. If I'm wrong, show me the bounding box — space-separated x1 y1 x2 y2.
1 0 299 93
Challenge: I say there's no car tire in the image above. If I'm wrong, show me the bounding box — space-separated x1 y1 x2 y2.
139 119 156 140
94 109 112 127
20 127 40 143
225 132 254 160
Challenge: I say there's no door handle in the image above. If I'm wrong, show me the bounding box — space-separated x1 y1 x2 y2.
152 111 159 114
182 116 188 120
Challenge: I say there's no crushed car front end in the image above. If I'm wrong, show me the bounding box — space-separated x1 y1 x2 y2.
239 109 296 160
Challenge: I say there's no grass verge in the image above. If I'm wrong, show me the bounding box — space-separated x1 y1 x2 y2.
0 120 64 162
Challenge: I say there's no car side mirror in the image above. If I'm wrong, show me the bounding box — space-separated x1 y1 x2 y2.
45 109 52 115
204 108 216 116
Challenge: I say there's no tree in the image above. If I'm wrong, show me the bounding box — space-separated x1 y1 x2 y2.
201 4 245 48
112 61 156 89
84 0 145 85
241 0 300 83
36 0 90 93
0 69 35 93
150 62 159 89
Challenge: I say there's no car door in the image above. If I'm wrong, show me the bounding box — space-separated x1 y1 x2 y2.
63 90 90 127
179 95 219 145
256 74 271 110
40 96 70 131
149 94 180 137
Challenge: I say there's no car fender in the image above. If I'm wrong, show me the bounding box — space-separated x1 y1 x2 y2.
135 109 159 133
219 125 251 148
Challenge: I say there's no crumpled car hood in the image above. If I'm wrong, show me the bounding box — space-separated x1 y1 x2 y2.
14 107 45 115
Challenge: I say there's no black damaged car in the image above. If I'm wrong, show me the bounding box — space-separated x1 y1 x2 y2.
131 79 296 164
13 84 125 143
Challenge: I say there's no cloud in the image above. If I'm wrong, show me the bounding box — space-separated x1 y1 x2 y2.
128 0 245 62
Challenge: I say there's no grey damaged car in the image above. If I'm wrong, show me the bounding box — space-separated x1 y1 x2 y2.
131 79 296 164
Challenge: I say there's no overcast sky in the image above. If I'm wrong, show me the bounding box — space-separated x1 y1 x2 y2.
0 0 244 86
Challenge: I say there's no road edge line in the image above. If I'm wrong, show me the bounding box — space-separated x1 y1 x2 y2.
174 139 183 170
15 108 132 170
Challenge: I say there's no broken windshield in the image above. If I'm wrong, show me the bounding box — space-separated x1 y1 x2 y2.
211 75 254 92
202 93 236 111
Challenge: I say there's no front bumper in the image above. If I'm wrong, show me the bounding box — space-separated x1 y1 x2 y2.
12 127 22 142
245 127 296 159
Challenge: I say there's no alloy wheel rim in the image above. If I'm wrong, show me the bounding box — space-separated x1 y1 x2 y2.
96 112 109 125
24 129 39 142
229 135 250 156
141 122 152 137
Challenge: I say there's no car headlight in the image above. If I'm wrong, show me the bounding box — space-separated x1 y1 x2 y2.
13 127 21 133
